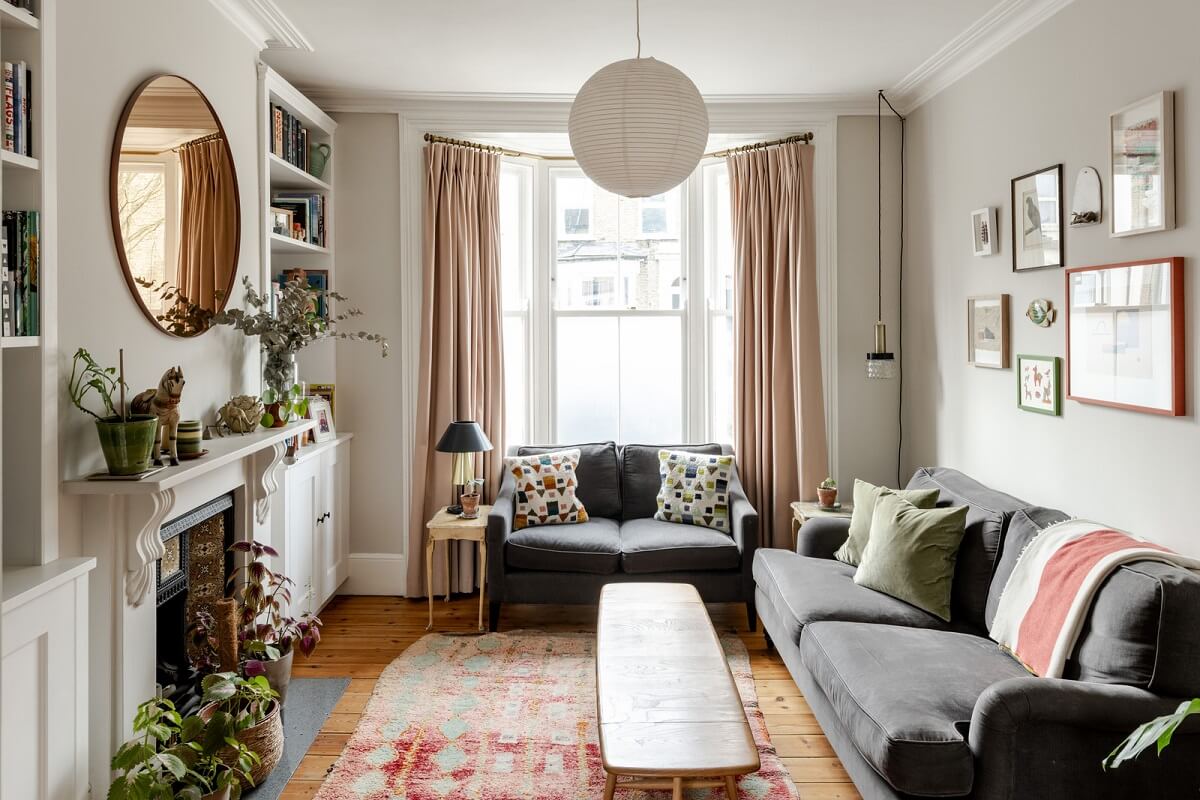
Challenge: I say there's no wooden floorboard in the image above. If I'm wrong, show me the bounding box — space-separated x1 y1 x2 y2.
282 595 861 799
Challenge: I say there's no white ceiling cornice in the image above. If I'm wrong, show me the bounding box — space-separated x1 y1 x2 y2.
207 0 313 52
301 88 878 116
890 0 1075 112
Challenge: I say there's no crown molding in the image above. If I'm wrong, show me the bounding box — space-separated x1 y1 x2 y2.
890 0 1075 112
301 87 877 116
206 0 312 52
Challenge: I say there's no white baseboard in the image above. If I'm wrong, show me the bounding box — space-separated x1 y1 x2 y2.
342 552 408 596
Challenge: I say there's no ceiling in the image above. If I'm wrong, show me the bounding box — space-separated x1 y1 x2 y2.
261 0 1001 99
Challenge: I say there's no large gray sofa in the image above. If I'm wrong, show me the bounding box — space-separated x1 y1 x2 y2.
486 442 757 631
754 467 1200 799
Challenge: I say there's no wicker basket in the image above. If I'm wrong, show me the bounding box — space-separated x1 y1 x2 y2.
202 700 284 788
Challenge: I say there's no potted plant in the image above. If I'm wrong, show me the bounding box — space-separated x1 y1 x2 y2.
108 695 258 800
198 672 283 787
190 540 323 707
140 276 387 427
68 348 159 476
1104 699 1200 771
817 477 838 508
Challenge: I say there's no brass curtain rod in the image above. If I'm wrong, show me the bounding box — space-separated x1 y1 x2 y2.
423 131 814 161
173 131 224 152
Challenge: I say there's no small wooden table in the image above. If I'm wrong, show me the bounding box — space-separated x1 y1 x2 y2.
425 506 491 631
597 583 759 800
790 500 853 551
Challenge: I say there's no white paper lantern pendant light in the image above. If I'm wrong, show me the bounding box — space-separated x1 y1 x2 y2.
568 0 709 198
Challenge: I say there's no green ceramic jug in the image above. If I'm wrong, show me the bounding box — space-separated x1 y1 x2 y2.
310 142 331 180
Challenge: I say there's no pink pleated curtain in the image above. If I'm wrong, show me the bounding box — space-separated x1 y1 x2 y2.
177 135 236 309
727 142 829 549
406 142 505 598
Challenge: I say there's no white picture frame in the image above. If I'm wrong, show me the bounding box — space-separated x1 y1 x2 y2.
971 207 997 256
1110 91 1174 237
307 397 336 442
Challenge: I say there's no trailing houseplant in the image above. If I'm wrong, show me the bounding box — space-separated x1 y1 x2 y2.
1104 699 1200 771
68 347 159 475
108 695 257 800
198 672 283 787
138 276 388 426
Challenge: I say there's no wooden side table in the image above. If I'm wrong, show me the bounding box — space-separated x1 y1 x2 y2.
790 500 853 551
425 505 491 631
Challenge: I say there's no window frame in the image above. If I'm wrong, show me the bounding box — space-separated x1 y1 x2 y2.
502 157 734 445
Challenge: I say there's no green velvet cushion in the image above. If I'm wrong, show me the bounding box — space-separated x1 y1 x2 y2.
834 479 939 566
853 490 968 622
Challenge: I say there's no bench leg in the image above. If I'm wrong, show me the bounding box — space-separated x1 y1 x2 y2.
603 773 616 800
725 775 739 798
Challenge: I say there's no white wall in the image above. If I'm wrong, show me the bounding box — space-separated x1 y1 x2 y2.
330 113 406 564
904 0 1200 553
837 115 903 490
57 0 261 556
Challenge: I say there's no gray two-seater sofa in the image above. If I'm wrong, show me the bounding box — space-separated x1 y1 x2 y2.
754 467 1200 799
486 442 757 631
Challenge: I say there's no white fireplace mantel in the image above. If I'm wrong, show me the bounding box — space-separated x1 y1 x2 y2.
64 420 315 795
64 421 315 606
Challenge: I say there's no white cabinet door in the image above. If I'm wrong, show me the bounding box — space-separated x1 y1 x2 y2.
317 443 350 605
285 456 321 617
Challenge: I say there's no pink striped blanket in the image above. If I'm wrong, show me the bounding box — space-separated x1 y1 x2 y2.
989 518 1200 677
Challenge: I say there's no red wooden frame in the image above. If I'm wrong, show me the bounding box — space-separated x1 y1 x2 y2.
1064 257 1185 416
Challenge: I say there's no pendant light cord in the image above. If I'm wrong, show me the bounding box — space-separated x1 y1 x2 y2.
635 0 642 57
878 89 906 485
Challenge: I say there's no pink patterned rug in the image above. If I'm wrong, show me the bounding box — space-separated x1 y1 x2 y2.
314 631 799 799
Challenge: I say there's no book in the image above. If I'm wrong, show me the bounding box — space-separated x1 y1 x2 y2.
3 63 12 152
1 234 10 336
272 105 283 156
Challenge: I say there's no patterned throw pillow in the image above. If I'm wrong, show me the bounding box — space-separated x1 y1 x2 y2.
505 449 590 530
654 449 735 531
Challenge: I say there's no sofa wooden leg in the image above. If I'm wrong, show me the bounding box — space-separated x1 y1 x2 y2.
488 601 502 632
763 631 773 651
746 600 757 632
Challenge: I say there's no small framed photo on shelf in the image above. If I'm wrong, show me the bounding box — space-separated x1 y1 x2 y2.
270 206 293 237
1017 354 1062 415
1110 91 1175 237
1065 257 1184 416
1011 164 1063 272
967 294 1010 369
971 207 998 256
308 382 335 419
307 397 336 442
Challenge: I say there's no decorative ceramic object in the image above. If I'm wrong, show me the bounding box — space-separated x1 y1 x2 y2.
1070 167 1102 226
177 419 203 455
131 366 186 465
309 142 331 180
1025 298 1056 327
219 395 265 434
95 416 160 475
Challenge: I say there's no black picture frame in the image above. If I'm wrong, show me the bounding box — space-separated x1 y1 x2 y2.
1011 164 1064 273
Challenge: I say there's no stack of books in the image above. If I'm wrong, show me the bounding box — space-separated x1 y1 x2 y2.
271 104 312 174
2 1 34 13
1 210 38 337
272 192 326 248
3 61 32 157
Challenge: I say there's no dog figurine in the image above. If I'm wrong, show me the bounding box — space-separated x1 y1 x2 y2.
132 366 186 466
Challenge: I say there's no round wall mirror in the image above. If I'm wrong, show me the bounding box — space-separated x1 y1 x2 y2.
110 75 240 337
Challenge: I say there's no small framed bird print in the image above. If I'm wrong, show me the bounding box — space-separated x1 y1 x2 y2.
1017 354 1061 416
1011 164 1064 272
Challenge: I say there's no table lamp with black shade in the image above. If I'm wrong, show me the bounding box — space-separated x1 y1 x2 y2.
435 420 493 515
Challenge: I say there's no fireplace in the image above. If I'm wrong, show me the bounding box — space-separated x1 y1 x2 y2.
155 492 235 715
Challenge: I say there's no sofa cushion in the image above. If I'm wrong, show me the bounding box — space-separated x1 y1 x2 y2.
752 548 949 647
517 442 621 519
906 467 1029 632
506 517 621 574
801 621 1028 796
621 443 723 520
619 518 740 574
654 450 735 531
505 449 590 529
988 507 1200 697
835 479 940 566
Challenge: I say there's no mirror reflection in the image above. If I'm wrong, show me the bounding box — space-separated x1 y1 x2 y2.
112 75 239 336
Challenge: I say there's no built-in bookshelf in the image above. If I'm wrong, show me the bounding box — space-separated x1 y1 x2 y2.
257 64 337 386
1 0 58 577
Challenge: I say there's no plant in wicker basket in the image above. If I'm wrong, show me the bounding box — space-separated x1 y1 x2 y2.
198 672 283 787
108 695 258 800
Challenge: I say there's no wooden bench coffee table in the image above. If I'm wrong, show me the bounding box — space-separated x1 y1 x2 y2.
596 583 759 799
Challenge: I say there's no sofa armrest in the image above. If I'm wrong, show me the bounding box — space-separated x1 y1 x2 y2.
796 516 850 559
728 471 758 556
486 475 516 600
969 677 1200 799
